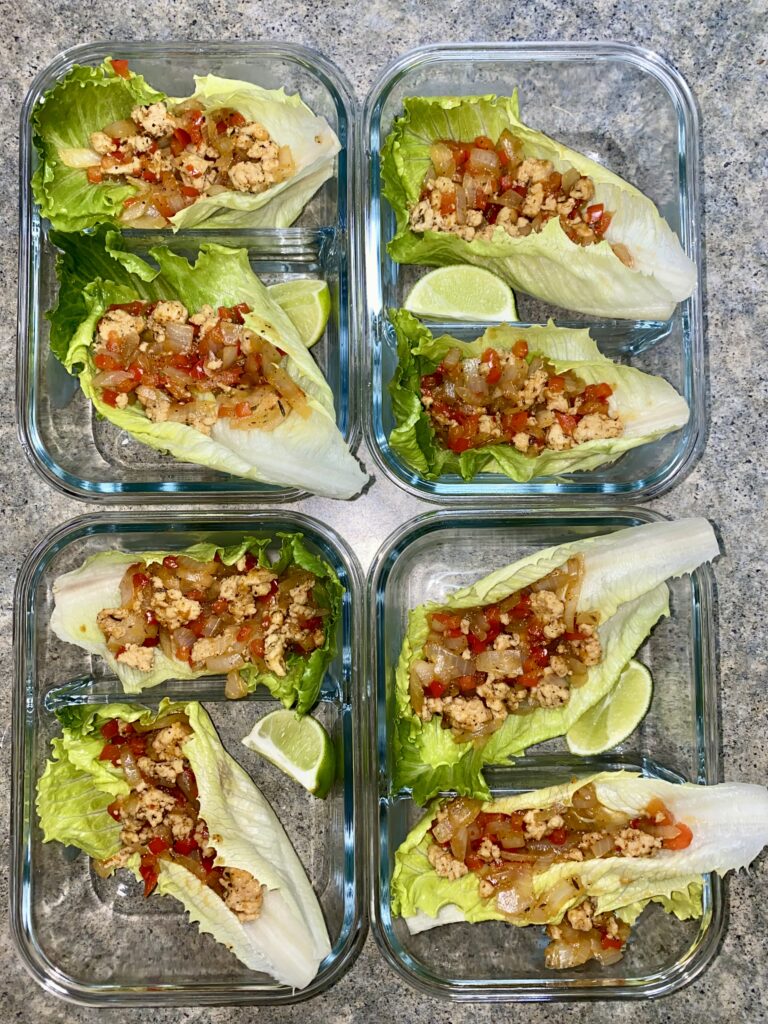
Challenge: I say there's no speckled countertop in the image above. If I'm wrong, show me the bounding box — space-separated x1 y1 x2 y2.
1 1 767 1021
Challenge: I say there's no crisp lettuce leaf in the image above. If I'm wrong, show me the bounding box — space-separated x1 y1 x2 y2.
382 94 695 320
388 309 689 481
32 61 339 232
392 773 768 934
37 701 330 988
50 533 343 714
31 60 163 233
394 520 720 802
48 231 367 498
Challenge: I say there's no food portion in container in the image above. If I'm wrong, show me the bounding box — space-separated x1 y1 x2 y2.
49 230 368 497
36 701 331 988
388 311 688 481
50 533 343 712
391 773 768 970
394 519 720 803
32 58 340 231
382 93 696 320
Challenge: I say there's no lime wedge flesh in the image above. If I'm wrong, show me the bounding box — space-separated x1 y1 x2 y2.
566 659 653 756
404 266 518 322
241 709 335 798
267 279 331 348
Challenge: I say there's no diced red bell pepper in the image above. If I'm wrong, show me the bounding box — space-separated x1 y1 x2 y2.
180 185 200 198
512 339 529 359
583 382 613 402
517 672 542 689
110 59 130 78
430 611 463 631
139 853 158 897
481 347 502 385
547 827 568 846
173 836 200 855
211 598 229 614
426 680 445 699
141 636 159 648
100 718 121 741
148 836 170 855
465 853 484 871
249 637 265 659
473 135 496 150
107 800 122 821
456 674 479 695
108 301 146 316
509 595 531 619
601 933 624 950
467 632 487 656
162 555 179 569
86 166 103 184
555 411 578 436
99 742 123 764
102 389 119 407
242 552 257 571
664 822 693 850
547 375 565 392
585 203 604 225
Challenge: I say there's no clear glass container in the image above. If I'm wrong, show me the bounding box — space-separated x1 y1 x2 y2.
17 41 359 501
360 42 705 502
368 507 721 1000
11 511 367 1006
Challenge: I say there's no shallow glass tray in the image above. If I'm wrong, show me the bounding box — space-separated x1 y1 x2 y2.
17 41 359 501
360 42 705 503
368 507 721 1000
11 511 366 1006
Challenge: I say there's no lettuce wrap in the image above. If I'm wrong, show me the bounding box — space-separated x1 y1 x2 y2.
32 59 340 232
48 229 367 498
50 533 343 714
392 772 768 946
388 309 689 481
37 701 331 988
394 519 720 803
382 94 695 320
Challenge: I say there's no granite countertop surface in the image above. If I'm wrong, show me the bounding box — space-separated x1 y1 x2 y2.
1 0 766 1021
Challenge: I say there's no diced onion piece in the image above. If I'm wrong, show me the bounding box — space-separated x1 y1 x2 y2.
173 626 197 652
409 671 425 715
450 826 469 863
120 748 143 786
586 835 614 858
497 188 524 209
561 167 581 193
92 369 136 390
221 345 239 369
120 200 149 222
446 797 482 831
544 924 596 969
132 713 189 735
475 650 522 677
467 146 500 176
423 642 467 682
103 119 137 139
58 147 101 168
455 184 467 225
205 652 245 673
164 322 195 353
496 129 524 166
225 669 249 700
611 243 634 268
262 362 309 416
429 142 456 177
412 660 434 685
124 214 168 229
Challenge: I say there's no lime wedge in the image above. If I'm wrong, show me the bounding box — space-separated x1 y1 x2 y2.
241 709 335 798
566 660 653 756
267 279 331 348
403 266 518 322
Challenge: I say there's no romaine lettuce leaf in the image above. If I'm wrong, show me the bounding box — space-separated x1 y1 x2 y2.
388 309 689 481
382 94 695 320
36 701 331 988
32 60 339 232
394 520 720 802
50 533 343 714
392 773 768 934
48 231 367 498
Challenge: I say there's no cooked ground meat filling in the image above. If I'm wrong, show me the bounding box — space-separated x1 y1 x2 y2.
426 784 693 969
81 100 294 226
91 299 309 430
96 712 265 921
97 551 327 697
409 556 601 739
420 340 622 455
407 131 632 266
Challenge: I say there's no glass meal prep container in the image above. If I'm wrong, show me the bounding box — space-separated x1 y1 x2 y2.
368 507 721 1000
17 41 359 502
11 510 366 1007
360 42 705 503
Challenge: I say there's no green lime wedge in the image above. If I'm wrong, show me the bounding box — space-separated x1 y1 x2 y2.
267 279 331 348
566 659 653 756
403 266 518 322
241 708 335 798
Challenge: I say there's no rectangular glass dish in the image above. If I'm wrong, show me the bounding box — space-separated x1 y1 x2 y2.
368 507 721 1000
17 41 359 501
360 42 705 503
11 511 367 1006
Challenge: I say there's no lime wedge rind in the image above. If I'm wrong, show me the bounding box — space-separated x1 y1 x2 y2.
403 266 518 323
267 279 331 348
242 708 335 798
